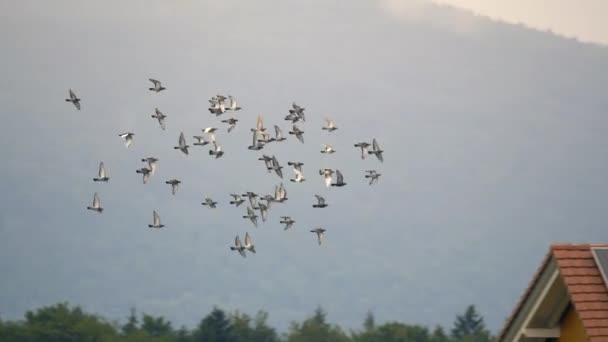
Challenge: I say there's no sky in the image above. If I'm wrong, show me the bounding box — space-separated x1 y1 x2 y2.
0 0 607 335
433 0 608 45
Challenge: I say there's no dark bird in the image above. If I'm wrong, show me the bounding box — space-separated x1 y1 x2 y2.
289 125 305 143
136 167 151 184
230 235 247 258
331 170 346 187
280 216 295 230
365 170 381 185
148 210 165 229
313 195 328 208
65 89 81 110
310 227 326 245
354 142 370 160
368 138 384 162
271 155 283 179
221 118 238 133
229 194 245 207
201 196 218 208
141 157 158 175
243 206 258 227
148 78 166 92
209 142 224 159
174 132 189 155
270 125 286 142
151 108 167 130
165 179 181 195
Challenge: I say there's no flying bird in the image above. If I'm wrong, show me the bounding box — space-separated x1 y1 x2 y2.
192 135 210 146
284 112 300 123
209 142 224 159
151 108 167 130
252 114 267 133
148 210 165 229
136 167 151 184
201 196 218 208
221 118 238 133
313 195 328 208
86 192 103 213
248 131 265 150
322 118 337 132
289 102 305 121
229 194 245 207
273 183 288 202
243 232 256 254
227 95 241 111
230 235 247 258
365 170 381 185
280 216 295 230
289 125 304 143
258 203 269 222
202 127 218 142
93 162 109 182
290 165 305 183
174 132 189 155
270 125 286 142
65 89 81 110
319 168 334 188
119 132 135 148
354 142 370 160
321 144 336 154
331 170 346 187
165 179 181 195
242 192 260 210
242 206 258 227
148 78 165 92
258 155 273 173
310 227 326 245
271 155 283 179
141 157 158 175
368 138 384 162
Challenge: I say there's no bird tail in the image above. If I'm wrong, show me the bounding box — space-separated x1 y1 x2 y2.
230 247 237 251
209 150 214 155
313 205 319 208
65 99 71 102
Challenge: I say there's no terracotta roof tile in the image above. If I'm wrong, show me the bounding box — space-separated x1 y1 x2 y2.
497 244 608 341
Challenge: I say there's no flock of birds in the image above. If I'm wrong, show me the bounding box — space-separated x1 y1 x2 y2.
70 78 384 257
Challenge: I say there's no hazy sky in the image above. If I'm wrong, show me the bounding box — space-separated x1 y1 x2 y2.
433 0 608 45
1 0 607 335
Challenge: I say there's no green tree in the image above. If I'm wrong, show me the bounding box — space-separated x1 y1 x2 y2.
141 313 173 337
451 305 491 342
122 307 140 335
363 311 375 332
430 326 450 342
287 307 350 342
193 306 234 342
250 311 279 342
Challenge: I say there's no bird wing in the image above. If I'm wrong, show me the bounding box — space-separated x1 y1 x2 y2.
315 195 324 204
148 160 157 175
324 174 332 188
235 235 242 247
153 210 160 225
149 78 160 87
143 171 150 184
336 170 344 183
318 231 324 245
377 152 384 162
69 89 76 99
179 132 186 147
98 162 105 178
256 114 263 131
125 135 133 148
245 232 252 246
93 192 100 207
373 138 380 151
274 125 282 139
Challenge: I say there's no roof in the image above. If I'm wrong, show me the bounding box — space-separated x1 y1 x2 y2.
497 244 608 342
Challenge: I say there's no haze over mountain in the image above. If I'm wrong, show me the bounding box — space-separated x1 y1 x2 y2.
1 0 607 333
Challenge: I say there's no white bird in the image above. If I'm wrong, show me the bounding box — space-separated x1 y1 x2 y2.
174 132 189 155
289 125 304 143
243 232 256 254
365 170 381 185
322 118 337 132
201 196 218 208
229 194 245 207
230 235 247 258
227 95 241 111
65 89 81 110
119 132 135 148
136 167 151 184
290 167 305 183
148 210 165 229
141 157 158 175
321 144 336 154
253 114 266 133
242 206 258 227
93 162 109 182
221 118 238 133
310 227 326 245
354 142 370 160
148 78 165 92
368 138 384 162
319 168 334 188
165 179 181 195
86 192 103 213
312 195 328 208
209 142 224 159
280 216 295 230
331 170 347 187
273 183 288 202
151 108 167 130
192 135 210 146
202 127 218 143
270 125 286 142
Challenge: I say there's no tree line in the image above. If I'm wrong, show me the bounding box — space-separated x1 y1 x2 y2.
0 302 494 341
